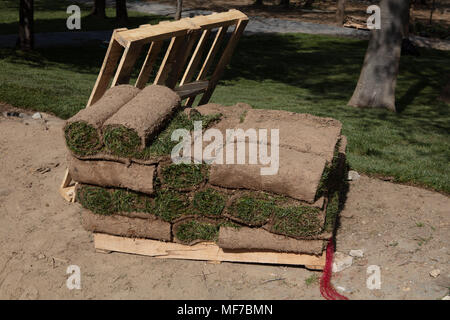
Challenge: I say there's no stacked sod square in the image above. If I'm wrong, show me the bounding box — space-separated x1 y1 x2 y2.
65 85 347 255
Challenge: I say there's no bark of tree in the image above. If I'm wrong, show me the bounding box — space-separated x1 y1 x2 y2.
303 0 314 9
116 0 128 26
348 0 410 112
439 80 450 103
279 0 290 8
175 0 183 20
18 0 34 50
336 0 346 26
92 0 106 18
429 0 436 24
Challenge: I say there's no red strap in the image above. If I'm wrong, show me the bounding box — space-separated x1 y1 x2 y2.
319 237 349 300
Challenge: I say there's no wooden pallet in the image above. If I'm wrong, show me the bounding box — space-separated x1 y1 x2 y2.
94 233 326 270
60 10 249 200
87 9 248 108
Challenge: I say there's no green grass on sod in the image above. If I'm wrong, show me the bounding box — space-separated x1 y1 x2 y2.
77 185 192 222
161 163 208 190
175 220 220 243
175 220 242 243
0 0 169 35
192 188 227 217
64 121 102 156
76 185 153 215
271 205 323 238
0 32 449 193
228 194 276 226
152 190 190 222
228 192 325 236
103 125 142 157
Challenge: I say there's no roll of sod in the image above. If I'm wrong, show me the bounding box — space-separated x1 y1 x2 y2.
103 85 181 157
68 155 156 195
64 85 141 156
218 226 325 255
81 210 172 241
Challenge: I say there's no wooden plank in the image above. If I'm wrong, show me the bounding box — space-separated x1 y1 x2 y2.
153 35 187 88
189 10 248 30
179 29 211 86
199 18 248 105
135 41 163 89
60 168 72 189
86 29 126 107
59 185 76 203
174 80 209 99
196 25 229 81
173 30 202 84
94 233 326 269
114 11 246 47
111 41 144 86
115 20 196 47
59 169 77 202
164 31 200 89
185 25 230 107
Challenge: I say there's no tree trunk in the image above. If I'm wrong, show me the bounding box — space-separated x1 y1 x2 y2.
439 80 450 103
429 0 436 24
18 0 34 51
116 0 128 26
175 0 183 20
303 0 314 9
92 0 106 18
254 0 263 6
336 0 346 26
404 0 411 38
279 0 290 9
348 0 410 112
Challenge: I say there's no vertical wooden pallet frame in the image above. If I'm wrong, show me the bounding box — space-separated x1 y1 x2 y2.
60 10 249 201
88 9 248 107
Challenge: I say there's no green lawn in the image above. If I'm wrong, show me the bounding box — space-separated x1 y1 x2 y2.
0 0 169 35
0 32 449 193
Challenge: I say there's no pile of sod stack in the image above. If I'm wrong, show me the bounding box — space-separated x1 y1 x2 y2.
65 85 347 255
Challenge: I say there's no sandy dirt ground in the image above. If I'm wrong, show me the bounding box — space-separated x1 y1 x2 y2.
0 107 449 300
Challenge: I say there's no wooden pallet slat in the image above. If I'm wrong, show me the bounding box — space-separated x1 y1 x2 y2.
188 9 248 30
111 41 144 86
199 18 248 105
184 25 229 107
135 41 163 89
86 29 126 107
59 169 77 202
180 29 212 86
197 26 229 81
94 233 326 270
174 80 209 99
114 19 196 47
154 35 188 87
174 30 202 83
61 10 248 203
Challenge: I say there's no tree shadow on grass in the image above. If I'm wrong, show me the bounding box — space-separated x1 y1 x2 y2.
1 32 449 134
0 0 170 35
